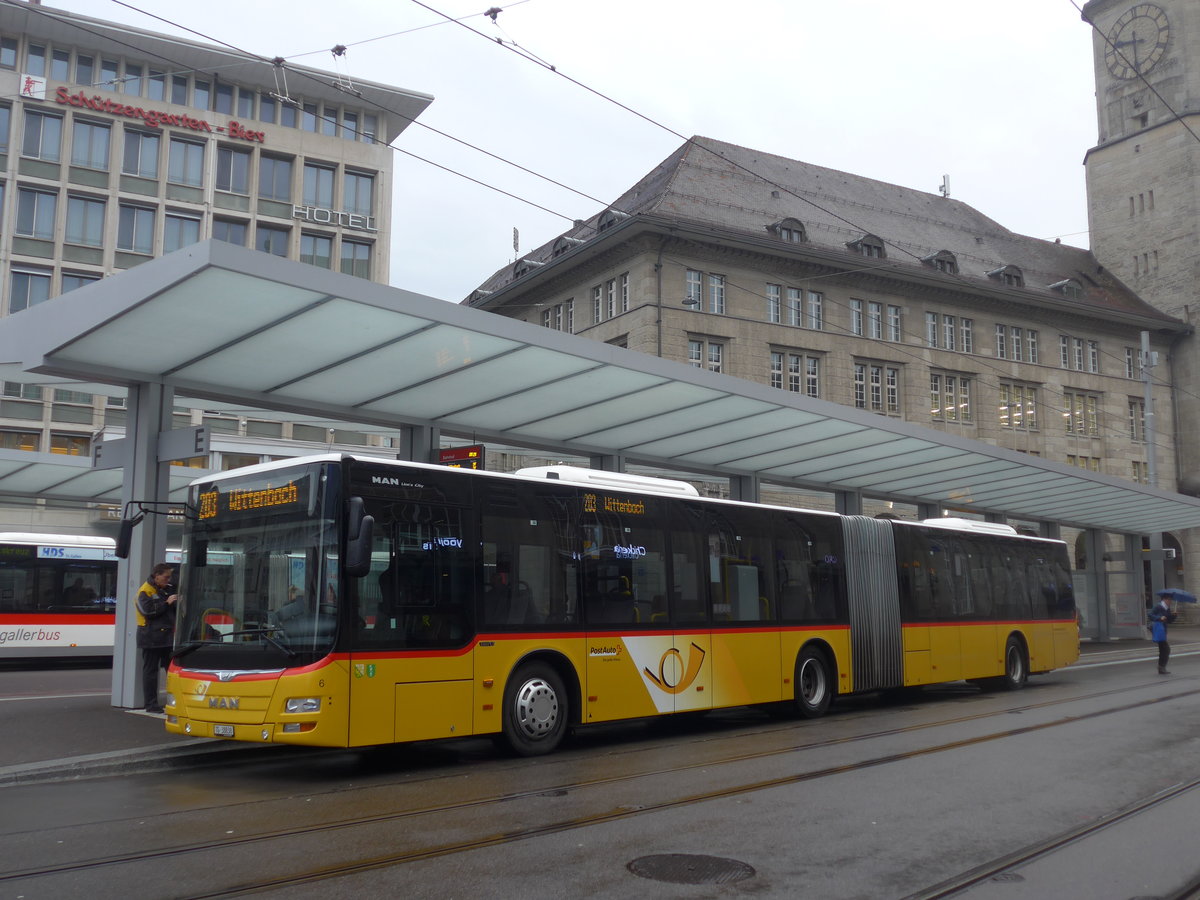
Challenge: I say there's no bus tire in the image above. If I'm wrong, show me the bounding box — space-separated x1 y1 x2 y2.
502 662 568 756
794 646 834 718
996 636 1028 691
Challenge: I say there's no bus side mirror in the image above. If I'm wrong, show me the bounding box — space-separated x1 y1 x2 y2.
344 496 374 578
115 516 142 559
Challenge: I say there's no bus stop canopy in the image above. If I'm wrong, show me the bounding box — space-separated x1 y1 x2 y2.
0 448 197 504
2 239 1199 534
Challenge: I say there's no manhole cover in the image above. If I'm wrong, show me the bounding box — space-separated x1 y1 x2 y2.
627 854 755 885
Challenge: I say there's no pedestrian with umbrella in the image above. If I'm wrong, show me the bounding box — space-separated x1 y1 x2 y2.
1150 588 1195 674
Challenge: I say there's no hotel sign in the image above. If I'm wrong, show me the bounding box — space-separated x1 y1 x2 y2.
292 205 378 232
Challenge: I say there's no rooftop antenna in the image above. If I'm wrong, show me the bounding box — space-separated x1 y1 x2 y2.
938 175 951 199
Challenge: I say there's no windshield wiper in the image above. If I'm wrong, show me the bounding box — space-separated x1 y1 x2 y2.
224 627 298 658
172 640 223 660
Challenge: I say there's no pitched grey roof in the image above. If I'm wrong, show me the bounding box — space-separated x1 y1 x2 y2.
470 136 1178 324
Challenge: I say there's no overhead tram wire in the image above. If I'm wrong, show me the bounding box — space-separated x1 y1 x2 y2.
402 0 1186 451
407 0 1186 397
88 0 606 219
407 2 1076 284
30 0 1185 448
282 0 536 62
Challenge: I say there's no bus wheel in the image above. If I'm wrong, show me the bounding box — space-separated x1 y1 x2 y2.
502 662 568 756
997 636 1028 691
795 647 833 718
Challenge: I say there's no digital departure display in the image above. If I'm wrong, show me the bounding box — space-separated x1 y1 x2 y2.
197 477 308 520
582 492 646 516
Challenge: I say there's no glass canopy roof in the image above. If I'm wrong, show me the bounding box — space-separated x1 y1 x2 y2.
2 240 1198 534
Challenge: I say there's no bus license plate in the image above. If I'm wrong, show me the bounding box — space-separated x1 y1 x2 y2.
213 725 234 737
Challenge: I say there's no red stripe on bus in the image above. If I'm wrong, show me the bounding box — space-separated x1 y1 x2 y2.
0 614 115 625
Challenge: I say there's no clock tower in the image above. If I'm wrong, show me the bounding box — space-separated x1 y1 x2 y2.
1084 0 1200 583
1083 0 1199 321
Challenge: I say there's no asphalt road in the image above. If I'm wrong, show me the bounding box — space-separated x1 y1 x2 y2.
1 636 1199 898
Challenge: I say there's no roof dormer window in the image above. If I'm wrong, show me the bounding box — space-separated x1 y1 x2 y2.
987 265 1024 288
552 235 586 257
769 217 807 243
513 258 544 279
1048 278 1083 300
921 250 958 274
597 209 630 232
848 234 886 258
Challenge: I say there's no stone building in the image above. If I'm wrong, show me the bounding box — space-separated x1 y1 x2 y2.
1083 0 1200 599
0 0 431 534
465 135 1191 605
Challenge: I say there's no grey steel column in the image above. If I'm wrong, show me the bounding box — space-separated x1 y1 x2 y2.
729 474 759 503
111 382 174 710
399 424 439 463
1142 331 1164 601
836 490 862 517
589 454 626 472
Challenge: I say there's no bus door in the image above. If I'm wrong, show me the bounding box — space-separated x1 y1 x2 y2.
348 496 475 747
661 521 712 714
478 485 587 730
705 508 781 708
895 529 933 685
579 492 703 721
900 529 964 684
1048 554 1079 666
1025 553 1060 672
927 535 969 683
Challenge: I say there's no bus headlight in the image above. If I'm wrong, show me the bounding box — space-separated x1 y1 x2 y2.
285 697 321 713
165 692 176 707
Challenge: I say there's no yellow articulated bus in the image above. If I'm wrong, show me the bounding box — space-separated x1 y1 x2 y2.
163 454 1079 756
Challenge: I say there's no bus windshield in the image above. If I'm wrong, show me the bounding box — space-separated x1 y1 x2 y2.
175 464 338 668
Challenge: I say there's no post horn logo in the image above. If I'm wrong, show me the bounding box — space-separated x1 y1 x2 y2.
643 642 706 694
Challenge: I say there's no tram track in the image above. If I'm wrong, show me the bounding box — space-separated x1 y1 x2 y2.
901 777 1200 899
3 678 1198 898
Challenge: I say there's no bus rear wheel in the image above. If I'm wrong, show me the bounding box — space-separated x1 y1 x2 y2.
977 636 1028 692
502 662 568 756
997 636 1028 690
795 647 833 718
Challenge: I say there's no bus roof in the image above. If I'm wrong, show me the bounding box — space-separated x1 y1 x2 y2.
0 532 115 547
187 455 1062 544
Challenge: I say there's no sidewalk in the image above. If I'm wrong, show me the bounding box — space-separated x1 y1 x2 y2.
1079 623 1200 656
0 691 303 786
2 628 1196 787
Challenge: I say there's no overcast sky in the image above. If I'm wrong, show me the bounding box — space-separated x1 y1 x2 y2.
60 0 1101 302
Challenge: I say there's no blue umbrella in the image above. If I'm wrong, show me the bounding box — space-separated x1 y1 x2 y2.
1157 588 1197 604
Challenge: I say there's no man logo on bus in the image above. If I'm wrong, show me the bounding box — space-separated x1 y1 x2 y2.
643 642 706 694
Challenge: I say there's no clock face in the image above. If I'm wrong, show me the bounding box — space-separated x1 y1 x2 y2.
1105 4 1171 79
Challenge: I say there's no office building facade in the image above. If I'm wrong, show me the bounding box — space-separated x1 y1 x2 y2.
0 0 431 532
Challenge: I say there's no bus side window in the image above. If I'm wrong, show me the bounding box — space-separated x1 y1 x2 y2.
707 508 773 623
482 488 577 628
776 533 813 622
669 527 706 625
964 538 994 619
951 543 973 616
